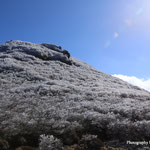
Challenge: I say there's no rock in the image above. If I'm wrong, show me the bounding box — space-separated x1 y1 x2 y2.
62 50 70 58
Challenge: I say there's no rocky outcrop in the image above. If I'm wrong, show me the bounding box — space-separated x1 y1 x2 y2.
0 41 72 65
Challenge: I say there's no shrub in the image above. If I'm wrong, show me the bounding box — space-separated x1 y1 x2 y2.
61 122 83 145
8 135 26 148
39 134 63 150
120 93 128 98
76 134 104 150
0 138 9 150
8 133 39 148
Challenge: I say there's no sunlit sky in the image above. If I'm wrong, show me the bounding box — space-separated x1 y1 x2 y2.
0 0 150 90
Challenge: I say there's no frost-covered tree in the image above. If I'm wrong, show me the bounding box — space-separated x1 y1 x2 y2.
39 134 63 150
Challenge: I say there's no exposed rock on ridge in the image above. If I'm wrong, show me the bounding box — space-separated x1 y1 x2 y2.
0 40 72 65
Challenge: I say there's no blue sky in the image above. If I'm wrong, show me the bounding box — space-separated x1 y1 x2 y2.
0 0 150 81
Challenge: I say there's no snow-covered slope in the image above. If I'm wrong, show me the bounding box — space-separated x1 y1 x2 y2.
0 41 150 149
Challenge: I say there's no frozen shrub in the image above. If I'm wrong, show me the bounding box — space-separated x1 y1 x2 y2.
82 118 110 140
107 119 131 141
39 134 63 150
80 134 98 141
76 134 104 150
61 122 83 145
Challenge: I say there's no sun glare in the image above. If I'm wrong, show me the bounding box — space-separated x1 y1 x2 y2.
125 0 150 29
103 0 150 48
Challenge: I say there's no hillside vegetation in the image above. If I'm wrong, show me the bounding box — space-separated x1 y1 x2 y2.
0 41 150 150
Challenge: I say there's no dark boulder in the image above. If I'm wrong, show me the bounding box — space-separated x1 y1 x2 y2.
62 50 70 58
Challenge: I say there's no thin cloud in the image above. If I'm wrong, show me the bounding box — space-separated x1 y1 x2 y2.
113 74 150 92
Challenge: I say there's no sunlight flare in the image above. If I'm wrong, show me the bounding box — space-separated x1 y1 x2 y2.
114 32 119 38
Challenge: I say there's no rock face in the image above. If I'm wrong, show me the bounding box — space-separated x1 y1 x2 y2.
0 41 150 149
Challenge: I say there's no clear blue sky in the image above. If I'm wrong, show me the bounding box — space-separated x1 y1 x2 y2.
0 0 150 78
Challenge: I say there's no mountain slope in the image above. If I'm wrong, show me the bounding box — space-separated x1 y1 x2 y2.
0 40 150 149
